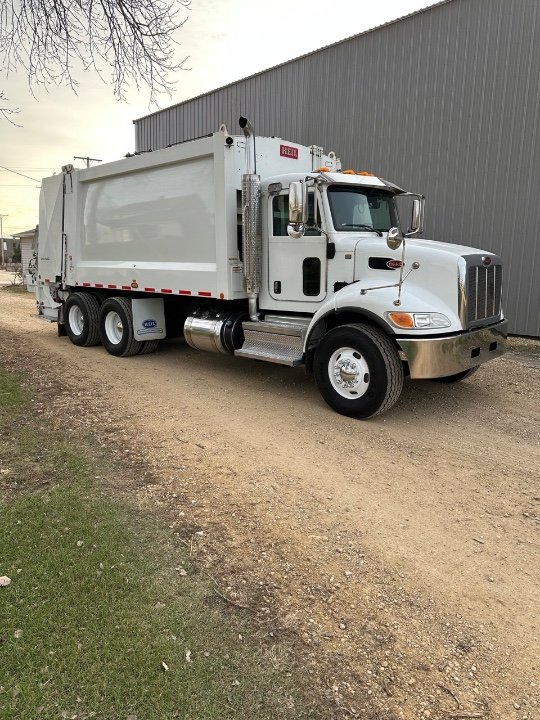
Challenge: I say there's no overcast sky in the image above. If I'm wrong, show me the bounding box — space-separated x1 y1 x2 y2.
0 0 442 235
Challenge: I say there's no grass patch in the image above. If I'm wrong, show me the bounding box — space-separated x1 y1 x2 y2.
0 284 28 294
0 368 320 720
0 370 25 407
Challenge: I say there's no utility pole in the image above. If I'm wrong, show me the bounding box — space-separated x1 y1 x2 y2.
0 214 8 267
74 156 101 168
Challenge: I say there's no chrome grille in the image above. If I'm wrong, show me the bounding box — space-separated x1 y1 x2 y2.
467 264 502 325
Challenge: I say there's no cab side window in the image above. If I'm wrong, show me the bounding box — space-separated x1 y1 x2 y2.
272 192 321 236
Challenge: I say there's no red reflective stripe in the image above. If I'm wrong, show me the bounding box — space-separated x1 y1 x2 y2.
95 283 103 288
144 287 155 292
198 291 212 297
161 288 172 294
122 285 131 290
44 278 50 283
82 282 91 287
179 290 191 295
108 284 117 289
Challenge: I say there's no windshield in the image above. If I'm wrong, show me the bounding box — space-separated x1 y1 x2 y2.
327 186 398 233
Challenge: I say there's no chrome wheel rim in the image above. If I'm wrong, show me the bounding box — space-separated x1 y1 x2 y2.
104 311 123 345
328 347 370 399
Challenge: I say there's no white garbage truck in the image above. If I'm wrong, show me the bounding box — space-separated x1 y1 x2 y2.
32 117 507 418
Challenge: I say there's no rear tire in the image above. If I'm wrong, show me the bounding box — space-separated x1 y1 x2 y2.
137 339 160 355
314 323 404 418
64 292 101 347
99 297 140 357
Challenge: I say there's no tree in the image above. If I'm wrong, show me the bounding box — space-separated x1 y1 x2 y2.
0 90 19 122
0 0 189 119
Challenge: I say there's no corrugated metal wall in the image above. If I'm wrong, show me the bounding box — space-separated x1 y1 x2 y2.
134 0 540 337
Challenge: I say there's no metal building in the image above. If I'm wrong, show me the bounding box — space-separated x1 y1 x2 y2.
134 0 540 337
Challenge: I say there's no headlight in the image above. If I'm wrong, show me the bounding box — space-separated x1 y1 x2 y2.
386 311 451 329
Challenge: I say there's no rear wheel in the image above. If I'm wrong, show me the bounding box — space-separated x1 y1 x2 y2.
137 339 160 355
314 323 404 418
99 297 140 357
64 292 101 347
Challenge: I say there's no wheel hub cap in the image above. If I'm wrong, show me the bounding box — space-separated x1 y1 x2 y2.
338 360 359 384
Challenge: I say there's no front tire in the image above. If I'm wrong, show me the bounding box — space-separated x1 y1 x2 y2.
314 324 404 418
433 366 479 384
99 297 140 357
64 292 101 347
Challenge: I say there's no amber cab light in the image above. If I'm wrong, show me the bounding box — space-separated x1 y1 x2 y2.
388 312 415 329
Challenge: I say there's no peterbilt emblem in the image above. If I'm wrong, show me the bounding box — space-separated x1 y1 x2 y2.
482 256 492 266
386 259 403 269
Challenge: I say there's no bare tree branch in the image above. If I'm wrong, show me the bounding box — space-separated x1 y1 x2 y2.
0 0 189 110
0 90 21 125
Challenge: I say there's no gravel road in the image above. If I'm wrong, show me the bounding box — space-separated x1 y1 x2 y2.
1 280 538 719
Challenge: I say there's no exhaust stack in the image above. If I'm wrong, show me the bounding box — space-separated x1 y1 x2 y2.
239 117 261 321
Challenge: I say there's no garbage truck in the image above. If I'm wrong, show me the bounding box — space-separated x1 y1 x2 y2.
31 117 507 418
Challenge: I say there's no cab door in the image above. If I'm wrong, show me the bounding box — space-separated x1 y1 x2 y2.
268 190 327 303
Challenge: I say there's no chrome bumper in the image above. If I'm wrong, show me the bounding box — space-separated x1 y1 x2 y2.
397 321 508 379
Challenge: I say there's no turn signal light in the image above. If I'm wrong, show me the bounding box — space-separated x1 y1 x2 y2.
388 312 414 328
386 311 452 329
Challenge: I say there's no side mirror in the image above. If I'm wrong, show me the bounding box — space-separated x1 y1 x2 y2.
405 196 424 237
289 181 307 223
287 223 306 239
387 227 402 251
288 180 307 239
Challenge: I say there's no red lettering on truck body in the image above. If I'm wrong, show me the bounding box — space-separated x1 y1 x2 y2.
280 144 298 159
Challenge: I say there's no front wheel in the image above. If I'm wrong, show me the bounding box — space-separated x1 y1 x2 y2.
314 324 404 419
433 366 479 384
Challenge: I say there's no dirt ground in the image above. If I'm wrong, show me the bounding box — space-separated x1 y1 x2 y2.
1 276 538 720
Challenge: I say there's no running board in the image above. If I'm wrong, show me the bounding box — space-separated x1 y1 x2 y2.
235 316 309 366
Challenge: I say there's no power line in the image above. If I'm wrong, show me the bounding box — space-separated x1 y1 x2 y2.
0 166 56 170
0 165 40 182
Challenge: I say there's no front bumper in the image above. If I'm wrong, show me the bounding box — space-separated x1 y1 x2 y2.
397 320 508 379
